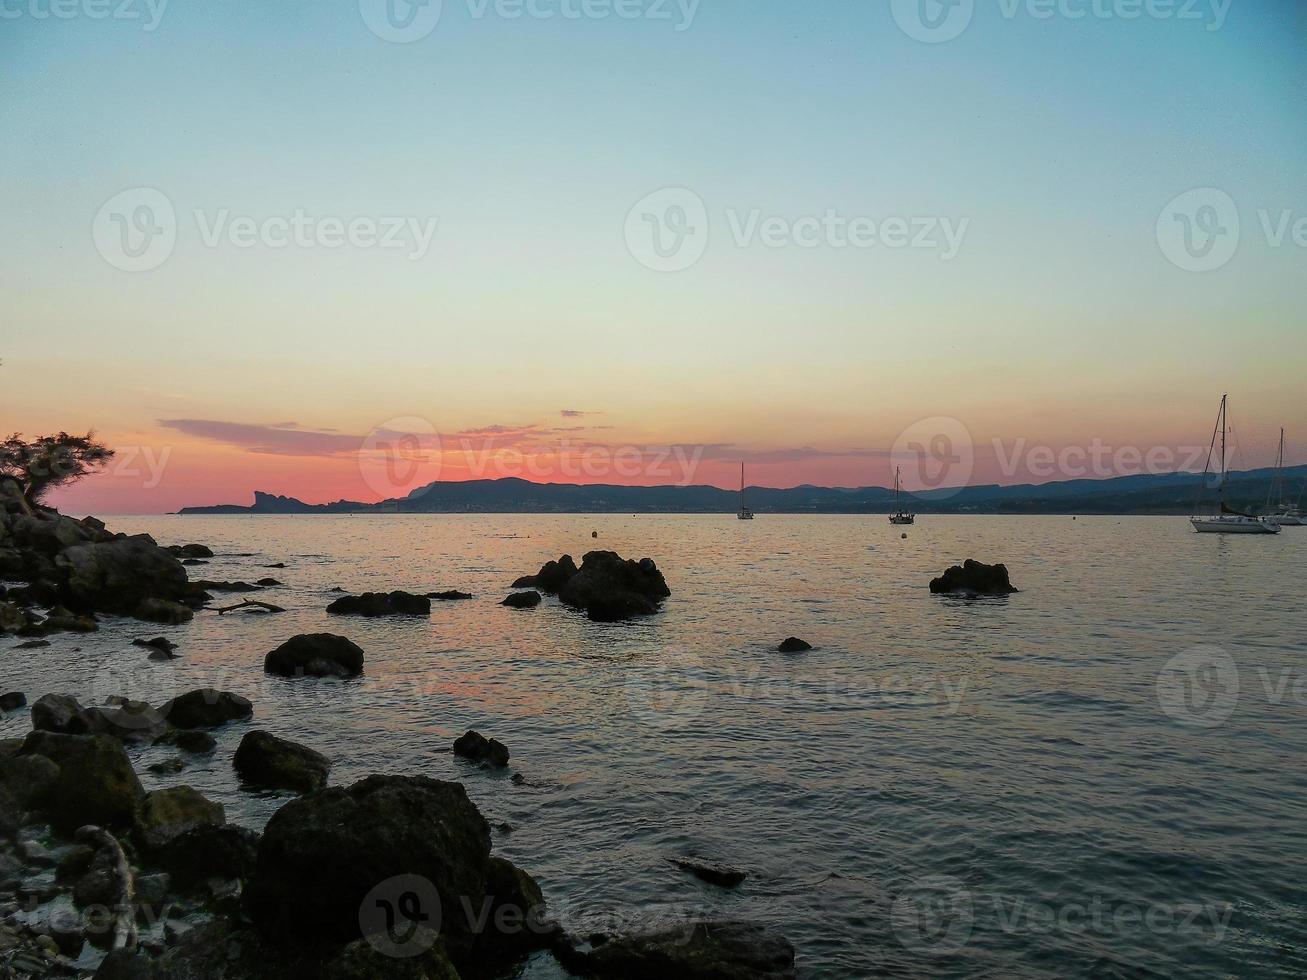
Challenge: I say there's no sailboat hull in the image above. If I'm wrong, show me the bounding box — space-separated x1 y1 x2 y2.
1265 514 1304 526
889 515 914 525
1190 516 1280 534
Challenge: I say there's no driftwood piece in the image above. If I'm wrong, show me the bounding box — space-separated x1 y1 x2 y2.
74 825 137 950
211 599 286 615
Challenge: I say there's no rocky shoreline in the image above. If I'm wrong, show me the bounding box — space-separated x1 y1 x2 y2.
0 504 797 979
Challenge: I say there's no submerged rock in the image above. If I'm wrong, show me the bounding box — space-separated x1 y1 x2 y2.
778 637 812 653
160 689 253 729
453 730 510 768
501 591 541 609
428 590 474 601
155 728 217 754
0 691 25 712
929 559 1018 595
234 730 331 793
167 543 214 559
572 920 796 979
668 857 748 888
133 636 178 656
326 591 431 617
192 579 262 593
557 552 670 622
264 633 365 678
135 597 194 625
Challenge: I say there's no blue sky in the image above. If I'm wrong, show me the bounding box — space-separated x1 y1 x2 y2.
2 0 1304 510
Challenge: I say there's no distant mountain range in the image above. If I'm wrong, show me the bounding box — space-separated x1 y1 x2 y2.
177 466 1307 516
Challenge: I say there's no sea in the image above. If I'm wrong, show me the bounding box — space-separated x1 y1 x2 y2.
3 514 1304 978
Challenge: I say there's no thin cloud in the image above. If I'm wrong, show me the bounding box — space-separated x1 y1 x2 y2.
158 420 363 457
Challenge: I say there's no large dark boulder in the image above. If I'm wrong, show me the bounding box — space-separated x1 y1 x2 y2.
572 920 796 979
160 689 253 729
20 731 145 830
928 559 1018 595
9 514 91 555
154 824 260 889
167 543 214 559
54 534 189 614
326 591 431 617
501 591 541 609
244 774 544 968
32 693 89 734
264 634 365 678
556 552 670 622
0 753 59 810
234 730 330 793
135 786 226 852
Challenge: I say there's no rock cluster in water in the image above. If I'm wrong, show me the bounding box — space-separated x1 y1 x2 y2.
513 551 671 621
929 558 1019 595
326 590 431 616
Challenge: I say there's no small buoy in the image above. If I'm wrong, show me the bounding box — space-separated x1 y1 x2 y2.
901 532 907 539
592 530 598 538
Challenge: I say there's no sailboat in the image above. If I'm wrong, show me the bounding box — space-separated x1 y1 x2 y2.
888 467 915 525
1264 428 1304 526
737 462 754 520
1190 394 1280 534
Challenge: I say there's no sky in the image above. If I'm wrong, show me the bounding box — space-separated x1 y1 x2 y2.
1 0 1305 513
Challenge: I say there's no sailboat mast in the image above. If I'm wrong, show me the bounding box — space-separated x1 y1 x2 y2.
1219 394 1227 507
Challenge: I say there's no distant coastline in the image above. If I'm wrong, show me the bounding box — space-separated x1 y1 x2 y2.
176 466 1307 517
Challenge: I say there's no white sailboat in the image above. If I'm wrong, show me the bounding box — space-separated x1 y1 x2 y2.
1190 394 1280 535
737 462 754 520
1264 428 1304 526
888 467 915 525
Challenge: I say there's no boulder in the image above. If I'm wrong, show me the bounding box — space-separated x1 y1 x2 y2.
40 606 99 633
264 634 365 679
31 693 88 734
93 948 156 980
326 591 431 617
256 577 281 587
55 535 189 614
167 544 214 559
322 938 461 980
154 824 260 889
453 730 510 768
777 637 812 653
193 579 261 593
135 598 194 625
83 699 170 742
155 729 217 754
428 590 474 601
928 559 1018 595
574 921 796 980
556 552 670 622
244 774 532 966
133 636 178 656
0 691 25 712
512 555 578 593
0 753 59 810
9 514 90 555
159 689 253 729
233 731 330 793
20 731 145 829
135 786 226 852
501 591 541 609
0 601 24 633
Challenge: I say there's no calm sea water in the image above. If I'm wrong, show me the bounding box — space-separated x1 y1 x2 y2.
3 515 1305 978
